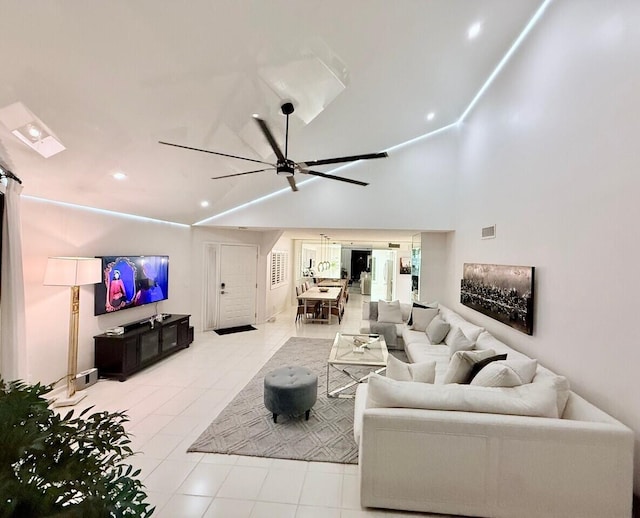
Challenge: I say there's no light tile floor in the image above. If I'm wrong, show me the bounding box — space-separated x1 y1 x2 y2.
76 292 442 517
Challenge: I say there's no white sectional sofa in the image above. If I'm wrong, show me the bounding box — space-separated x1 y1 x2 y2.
354 301 634 518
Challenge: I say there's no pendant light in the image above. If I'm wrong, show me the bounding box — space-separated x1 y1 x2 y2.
318 234 326 272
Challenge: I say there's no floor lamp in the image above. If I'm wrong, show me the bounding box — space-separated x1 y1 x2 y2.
44 256 102 407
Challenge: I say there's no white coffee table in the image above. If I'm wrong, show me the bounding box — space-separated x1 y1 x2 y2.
326 333 388 398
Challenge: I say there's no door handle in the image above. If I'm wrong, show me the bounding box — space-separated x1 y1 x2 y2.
220 290 225 294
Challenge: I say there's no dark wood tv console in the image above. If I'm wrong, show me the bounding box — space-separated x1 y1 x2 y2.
94 314 193 381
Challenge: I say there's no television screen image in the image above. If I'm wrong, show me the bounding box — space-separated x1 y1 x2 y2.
94 255 169 316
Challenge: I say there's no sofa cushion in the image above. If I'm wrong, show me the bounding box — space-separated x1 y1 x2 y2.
402 327 432 348
377 300 404 324
386 354 436 383
442 349 498 384
399 303 413 323
445 326 476 357
467 354 508 382
532 366 571 416
438 304 484 342
410 307 439 332
471 359 538 387
365 373 559 418
407 300 438 325
425 316 450 344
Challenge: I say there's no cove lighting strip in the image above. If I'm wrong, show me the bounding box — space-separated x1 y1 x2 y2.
457 0 553 123
24 195 190 228
200 0 553 225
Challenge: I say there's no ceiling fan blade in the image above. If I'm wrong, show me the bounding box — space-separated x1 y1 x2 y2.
159 141 275 167
299 151 388 168
211 168 274 180
299 169 369 187
287 176 298 192
252 116 286 162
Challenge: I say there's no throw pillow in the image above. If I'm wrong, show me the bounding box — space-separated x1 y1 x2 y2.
410 307 439 332
386 354 436 383
377 300 404 324
442 349 497 384
466 354 508 383
470 358 537 387
445 326 476 358
425 316 450 344
407 300 438 325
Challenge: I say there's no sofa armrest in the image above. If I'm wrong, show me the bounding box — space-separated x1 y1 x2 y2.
359 407 633 517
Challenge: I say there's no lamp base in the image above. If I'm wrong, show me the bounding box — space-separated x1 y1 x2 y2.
51 390 88 408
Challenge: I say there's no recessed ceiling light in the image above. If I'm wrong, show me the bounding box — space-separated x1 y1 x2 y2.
27 125 41 139
468 21 482 40
426 112 435 121
113 172 127 180
200 201 209 207
0 102 66 158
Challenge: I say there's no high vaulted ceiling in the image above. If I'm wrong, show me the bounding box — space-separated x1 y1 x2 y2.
0 0 542 229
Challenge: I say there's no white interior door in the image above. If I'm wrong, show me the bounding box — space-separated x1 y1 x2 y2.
217 244 257 329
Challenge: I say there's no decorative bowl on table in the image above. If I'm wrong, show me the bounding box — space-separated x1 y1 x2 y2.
319 287 329 292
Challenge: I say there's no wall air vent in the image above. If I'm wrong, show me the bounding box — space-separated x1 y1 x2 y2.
388 243 400 249
481 225 496 239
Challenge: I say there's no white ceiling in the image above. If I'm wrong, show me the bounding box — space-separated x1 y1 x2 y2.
0 0 542 237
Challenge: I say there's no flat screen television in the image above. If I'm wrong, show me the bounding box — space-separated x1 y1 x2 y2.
94 255 169 316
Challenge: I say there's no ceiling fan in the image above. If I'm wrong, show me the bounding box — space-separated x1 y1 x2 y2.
159 102 388 192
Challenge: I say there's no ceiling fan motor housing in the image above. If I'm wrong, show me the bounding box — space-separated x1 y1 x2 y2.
276 160 295 177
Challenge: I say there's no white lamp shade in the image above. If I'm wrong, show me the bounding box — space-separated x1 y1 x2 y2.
44 257 102 286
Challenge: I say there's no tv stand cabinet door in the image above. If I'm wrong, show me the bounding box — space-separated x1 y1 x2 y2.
177 317 190 347
140 328 161 364
123 336 139 373
161 323 178 352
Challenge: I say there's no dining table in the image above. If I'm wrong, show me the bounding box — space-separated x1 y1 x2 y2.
297 286 342 323
317 279 348 288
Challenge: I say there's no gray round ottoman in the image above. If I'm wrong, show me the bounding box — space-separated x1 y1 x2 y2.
264 366 318 423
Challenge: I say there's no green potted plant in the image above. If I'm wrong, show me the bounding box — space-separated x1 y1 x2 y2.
0 379 154 517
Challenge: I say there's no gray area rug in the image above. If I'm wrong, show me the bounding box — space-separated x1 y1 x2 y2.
189 336 404 464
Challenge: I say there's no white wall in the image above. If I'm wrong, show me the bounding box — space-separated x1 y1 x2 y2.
419 232 450 303
394 243 413 303
443 0 640 493
22 197 192 385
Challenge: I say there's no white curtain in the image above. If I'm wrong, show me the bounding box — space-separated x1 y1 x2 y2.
0 179 27 381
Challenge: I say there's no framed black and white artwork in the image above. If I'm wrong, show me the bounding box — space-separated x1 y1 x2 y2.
460 263 535 335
